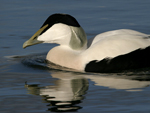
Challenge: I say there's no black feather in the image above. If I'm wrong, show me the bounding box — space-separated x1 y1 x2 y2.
40 13 80 35
85 46 150 73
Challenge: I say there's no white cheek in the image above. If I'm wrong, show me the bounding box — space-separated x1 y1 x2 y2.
37 23 72 44
37 29 56 43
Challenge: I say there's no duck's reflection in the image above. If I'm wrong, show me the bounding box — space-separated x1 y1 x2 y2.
25 71 89 112
25 70 150 112
87 74 150 91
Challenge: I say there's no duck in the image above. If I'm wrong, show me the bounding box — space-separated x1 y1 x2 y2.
23 13 150 73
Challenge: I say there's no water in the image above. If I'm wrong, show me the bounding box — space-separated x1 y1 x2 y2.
1 0 150 112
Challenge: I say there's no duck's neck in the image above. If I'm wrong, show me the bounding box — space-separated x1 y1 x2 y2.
46 45 85 71
46 26 88 70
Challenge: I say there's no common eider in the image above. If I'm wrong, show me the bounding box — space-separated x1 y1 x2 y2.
23 13 150 73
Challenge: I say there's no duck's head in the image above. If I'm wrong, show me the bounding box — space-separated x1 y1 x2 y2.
23 13 87 50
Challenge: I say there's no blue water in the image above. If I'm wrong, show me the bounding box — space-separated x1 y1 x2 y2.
1 0 150 112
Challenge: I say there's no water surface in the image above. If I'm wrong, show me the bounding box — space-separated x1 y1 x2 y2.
1 0 150 112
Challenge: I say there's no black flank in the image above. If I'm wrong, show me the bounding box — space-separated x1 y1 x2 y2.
85 46 150 73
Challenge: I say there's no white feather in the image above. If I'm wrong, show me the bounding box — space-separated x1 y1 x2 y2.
82 29 150 66
38 23 72 45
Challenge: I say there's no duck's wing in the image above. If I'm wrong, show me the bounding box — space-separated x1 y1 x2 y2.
82 29 150 72
88 29 149 47
85 29 150 61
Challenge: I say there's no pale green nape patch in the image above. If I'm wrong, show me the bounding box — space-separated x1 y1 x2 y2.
69 27 87 50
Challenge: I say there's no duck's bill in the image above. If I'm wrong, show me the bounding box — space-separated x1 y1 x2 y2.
23 24 48 48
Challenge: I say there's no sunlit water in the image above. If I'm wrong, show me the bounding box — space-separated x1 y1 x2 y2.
1 0 150 112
